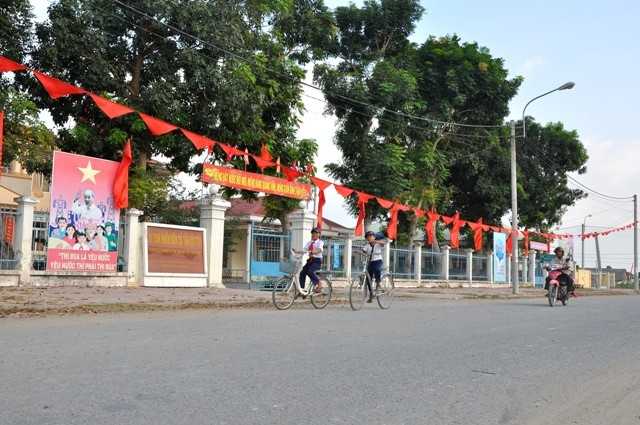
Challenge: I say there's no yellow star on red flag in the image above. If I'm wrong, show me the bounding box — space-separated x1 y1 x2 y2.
78 161 101 184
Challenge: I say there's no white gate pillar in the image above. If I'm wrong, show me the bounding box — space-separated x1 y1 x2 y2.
443 245 450 281
288 207 317 255
528 250 537 285
345 235 353 284
414 242 423 286
124 208 143 286
14 196 38 285
200 195 231 288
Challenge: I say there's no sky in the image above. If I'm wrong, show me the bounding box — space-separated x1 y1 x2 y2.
27 0 640 271
297 0 640 271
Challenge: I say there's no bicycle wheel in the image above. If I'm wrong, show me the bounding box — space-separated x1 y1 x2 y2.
273 277 296 310
376 273 395 309
349 274 367 311
310 277 332 309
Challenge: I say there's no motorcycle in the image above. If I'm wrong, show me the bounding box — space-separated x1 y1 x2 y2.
546 262 570 307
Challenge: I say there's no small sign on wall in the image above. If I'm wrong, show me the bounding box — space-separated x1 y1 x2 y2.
143 223 207 287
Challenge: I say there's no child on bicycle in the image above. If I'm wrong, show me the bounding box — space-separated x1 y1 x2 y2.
292 227 324 298
362 230 386 303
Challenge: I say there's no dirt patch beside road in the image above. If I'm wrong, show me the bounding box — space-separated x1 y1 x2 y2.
0 284 636 317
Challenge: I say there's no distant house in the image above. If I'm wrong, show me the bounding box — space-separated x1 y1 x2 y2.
584 267 629 282
0 161 51 211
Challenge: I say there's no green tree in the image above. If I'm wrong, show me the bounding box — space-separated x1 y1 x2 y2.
315 4 521 247
413 35 521 223
314 0 424 232
22 0 333 223
0 87 57 173
0 0 33 71
516 118 587 232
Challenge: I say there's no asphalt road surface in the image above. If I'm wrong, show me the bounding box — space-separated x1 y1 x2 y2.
2 294 639 424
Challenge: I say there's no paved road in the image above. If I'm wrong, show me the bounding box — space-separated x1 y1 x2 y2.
1 294 639 424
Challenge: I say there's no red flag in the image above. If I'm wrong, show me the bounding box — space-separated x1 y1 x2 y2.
260 142 273 162
355 192 374 236
33 71 86 98
441 213 464 248
376 197 394 209
306 164 313 175
0 110 3 176
387 205 400 240
139 113 178 136
281 165 304 181
333 184 354 198
310 177 332 229
113 140 133 209
253 156 274 171
0 56 28 72
426 207 441 245
181 129 215 150
88 93 135 119
467 218 486 251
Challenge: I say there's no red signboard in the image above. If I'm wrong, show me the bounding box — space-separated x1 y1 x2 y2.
4 215 14 245
145 224 205 274
203 164 311 199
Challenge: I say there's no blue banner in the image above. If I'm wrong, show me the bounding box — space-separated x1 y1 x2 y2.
493 232 507 282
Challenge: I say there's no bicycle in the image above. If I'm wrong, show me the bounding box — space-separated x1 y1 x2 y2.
272 252 332 310
348 246 395 311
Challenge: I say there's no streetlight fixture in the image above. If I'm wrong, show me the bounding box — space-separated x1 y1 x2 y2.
582 214 592 269
510 81 575 295
522 82 575 138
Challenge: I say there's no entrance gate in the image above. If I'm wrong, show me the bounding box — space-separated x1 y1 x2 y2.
249 223 290 290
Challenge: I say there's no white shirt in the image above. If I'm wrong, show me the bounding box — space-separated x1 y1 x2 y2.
304 239 324 259
548 257 570 275
362 242 383 262
72 202 103 221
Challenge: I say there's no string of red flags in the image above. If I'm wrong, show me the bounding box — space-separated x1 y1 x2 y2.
1 54 637 247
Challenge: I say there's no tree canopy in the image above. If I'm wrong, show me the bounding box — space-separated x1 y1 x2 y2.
6 0 335 223
0 0 588 242
314 1 586 248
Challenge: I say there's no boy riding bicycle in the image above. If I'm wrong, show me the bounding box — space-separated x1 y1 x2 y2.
361 230 386 303
292 227 324 299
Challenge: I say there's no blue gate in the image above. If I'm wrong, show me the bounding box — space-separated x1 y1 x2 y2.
249 223 290 290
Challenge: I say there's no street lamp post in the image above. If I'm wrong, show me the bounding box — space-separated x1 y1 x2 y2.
581 214 592 269
511 81 575 295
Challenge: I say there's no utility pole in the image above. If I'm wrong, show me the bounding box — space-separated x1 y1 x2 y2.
510 120 519 295
634 194 638 290
595 235 602 289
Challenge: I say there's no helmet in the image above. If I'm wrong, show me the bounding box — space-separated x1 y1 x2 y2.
364 230 375 237
311 227 321 234
554 246 564 253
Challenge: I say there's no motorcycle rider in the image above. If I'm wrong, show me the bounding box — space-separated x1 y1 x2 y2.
544 246 575 294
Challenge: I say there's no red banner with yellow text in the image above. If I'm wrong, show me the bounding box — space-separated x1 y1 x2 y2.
203 164 311 199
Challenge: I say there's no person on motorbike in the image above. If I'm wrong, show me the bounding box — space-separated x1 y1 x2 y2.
544 246 575 294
